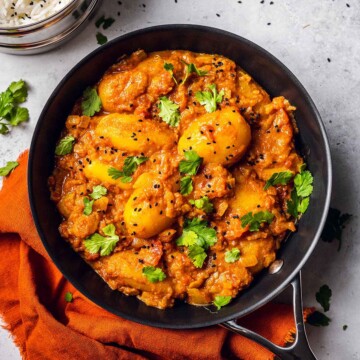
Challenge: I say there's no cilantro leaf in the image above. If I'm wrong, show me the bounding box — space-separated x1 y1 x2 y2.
287 188 299 218
213 295 232 310
225 248 241 263
164 63 178 85
90 185 107 200
316 284 332 312
95 15 115 29
297 196 310 214
8 107 29 126
8 80 28 103
81 87 102 116
179 150 203 175
176 230 198 247
321 207 352 251
307 311 331 327
241 211 274 232
0 161 19 176
158 96 180 127
181 61 207 85
84 224 119 256
55 135 75 156
195 84 224 113
108 156 148 183
0 80 29 134
180 175 193 195
65 291 73 302
294 170 313 197
264 171 293 190
142 266 166 283
96 32 108 45
189 196 213 213
83 197 94 216
188 245 207 268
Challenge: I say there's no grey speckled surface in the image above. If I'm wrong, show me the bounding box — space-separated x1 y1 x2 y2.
0 0 359 359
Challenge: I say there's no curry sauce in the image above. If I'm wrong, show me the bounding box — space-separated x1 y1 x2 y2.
49 50 304 309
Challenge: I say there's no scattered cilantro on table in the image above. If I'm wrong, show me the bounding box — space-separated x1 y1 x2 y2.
213 295 232 310
108 156 148 183
240 211 274 232
96 32 108 45
0 79 29 134
55 135 75 156
176 217 217 268
321 207 352 251
158 96 180 127
189 196 213 213
142 266 166 283
264 171 293 190
307 310 331 327
95 15 115 30
316 284 332 312
81 87 102 116
84 224 119 256
0 161 19 176
225 248 241 263
195 84 224 113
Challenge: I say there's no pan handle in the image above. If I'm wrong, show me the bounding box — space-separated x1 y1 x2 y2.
221 272 317 360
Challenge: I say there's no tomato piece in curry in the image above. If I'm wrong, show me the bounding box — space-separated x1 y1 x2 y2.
49 50 304 309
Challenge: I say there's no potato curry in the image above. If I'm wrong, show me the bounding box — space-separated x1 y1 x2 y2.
49 50 313 309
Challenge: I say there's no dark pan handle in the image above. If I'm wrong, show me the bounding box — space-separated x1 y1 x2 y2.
221 272 317 360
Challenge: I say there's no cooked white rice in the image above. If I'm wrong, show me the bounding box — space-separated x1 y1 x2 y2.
0 0 73 28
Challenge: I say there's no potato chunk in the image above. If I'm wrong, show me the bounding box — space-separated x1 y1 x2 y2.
95 113 176 154
178 107 251 166
124 173 175 238
83 160 132 189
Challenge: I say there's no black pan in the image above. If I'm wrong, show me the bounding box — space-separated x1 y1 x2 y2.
28 25 332 359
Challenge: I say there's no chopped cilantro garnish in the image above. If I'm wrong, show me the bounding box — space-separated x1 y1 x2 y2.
142 266 166 283
213 295 232 310
55 135 75 156
89 185 107 200
83 197 94 216
225 248 241 263
181 60 207 85
307 310 331 327
189 196 213 213
108 156 148 183
321 207 352 251
164 63 178 85
179 150 202 175
84 224 119 256
95 15 115 30
177 218 217 268
264 171 293 190
0 79 29 134
81 87 102 116
158 96 180 127
96 32 108 45
65 291 73 303
316 284 332 312
241 211 274 232
195 84 224 113
0 161 19 176
287 166 314 217
180 175 193 195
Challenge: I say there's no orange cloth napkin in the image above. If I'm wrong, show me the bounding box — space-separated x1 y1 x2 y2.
0 151 304 360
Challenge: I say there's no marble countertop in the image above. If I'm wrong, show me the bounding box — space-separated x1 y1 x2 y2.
0 0 359 359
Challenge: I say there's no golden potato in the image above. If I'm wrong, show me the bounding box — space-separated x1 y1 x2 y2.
95 113 176 154
83 160 132 189
178 107 251 166
124 173 174 238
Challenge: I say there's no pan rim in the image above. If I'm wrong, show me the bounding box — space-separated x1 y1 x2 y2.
28 24 332 329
